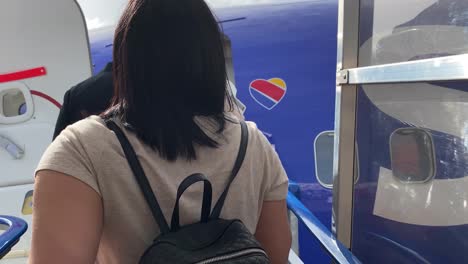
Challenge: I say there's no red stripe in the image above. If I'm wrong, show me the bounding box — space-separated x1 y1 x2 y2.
31 90 61 109
250 80 285 102
0 67 47 83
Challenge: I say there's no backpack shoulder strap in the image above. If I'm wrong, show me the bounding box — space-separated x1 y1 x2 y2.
105 119 170 234
210 121 249 218
170 173 212 232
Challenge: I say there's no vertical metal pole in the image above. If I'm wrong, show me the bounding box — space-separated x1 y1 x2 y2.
288 211 300 255
332 0 360 248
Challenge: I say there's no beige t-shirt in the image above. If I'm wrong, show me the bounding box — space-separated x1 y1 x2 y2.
36 114 288 263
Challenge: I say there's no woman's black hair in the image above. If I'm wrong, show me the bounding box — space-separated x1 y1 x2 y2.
104 0 232 161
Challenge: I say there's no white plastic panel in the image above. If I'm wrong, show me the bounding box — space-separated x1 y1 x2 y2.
0 0 92 185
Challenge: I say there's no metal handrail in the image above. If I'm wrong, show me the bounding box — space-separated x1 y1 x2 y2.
0 216 28 259
286 192 361 264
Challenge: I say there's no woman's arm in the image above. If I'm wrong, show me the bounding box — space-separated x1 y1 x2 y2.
255 200 292 264
29 170 103 264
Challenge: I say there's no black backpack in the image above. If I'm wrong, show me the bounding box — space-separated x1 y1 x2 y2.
106 120 270 264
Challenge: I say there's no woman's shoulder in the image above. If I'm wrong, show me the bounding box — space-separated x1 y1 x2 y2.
57 115 114 145
244 121 268 145
37 116 116 190
223 115 272 154
243 121 278 166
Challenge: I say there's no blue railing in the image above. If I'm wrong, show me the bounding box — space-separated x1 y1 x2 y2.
286 192 361 264
0 215 28 259
0 196 356 262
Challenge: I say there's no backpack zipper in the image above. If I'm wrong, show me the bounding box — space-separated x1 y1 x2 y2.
195 248 267 264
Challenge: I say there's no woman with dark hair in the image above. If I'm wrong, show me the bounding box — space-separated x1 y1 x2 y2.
30 0 291 263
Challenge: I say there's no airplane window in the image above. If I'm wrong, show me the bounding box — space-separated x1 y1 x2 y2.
315 132 359 188
0 84 33 124
315 131 335 188
390 128 436 183
1 89 26 118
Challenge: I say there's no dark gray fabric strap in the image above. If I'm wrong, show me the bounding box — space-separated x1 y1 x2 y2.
210 121 249 218
105 120 171 234
171 173 212 232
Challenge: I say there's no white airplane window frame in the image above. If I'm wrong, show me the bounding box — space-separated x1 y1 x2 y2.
0 82 34 124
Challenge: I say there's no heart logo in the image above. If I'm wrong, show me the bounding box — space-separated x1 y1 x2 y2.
249 78 287 110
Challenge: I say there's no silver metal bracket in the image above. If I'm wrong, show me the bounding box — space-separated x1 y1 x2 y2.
336 70 349 85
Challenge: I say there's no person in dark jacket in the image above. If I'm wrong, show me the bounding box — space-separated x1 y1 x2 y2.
53 63 113 139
